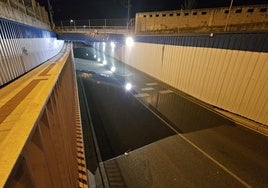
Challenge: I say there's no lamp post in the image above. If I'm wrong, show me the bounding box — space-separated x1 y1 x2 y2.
127 0 130 30
70 19 76 30
224 0 234 32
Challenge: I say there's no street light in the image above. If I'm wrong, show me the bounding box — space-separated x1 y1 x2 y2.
126 36 134 47
70 19 76 29
125 82 132 91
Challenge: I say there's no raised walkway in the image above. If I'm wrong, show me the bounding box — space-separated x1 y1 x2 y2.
0 44 88 188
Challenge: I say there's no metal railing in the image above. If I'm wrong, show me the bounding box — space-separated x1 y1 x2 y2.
55 19 130 28
55 19 135 34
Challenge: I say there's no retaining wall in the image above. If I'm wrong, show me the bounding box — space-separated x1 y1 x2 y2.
98 33 268 126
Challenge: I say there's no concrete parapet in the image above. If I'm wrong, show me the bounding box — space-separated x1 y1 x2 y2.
0 44 88 187
135 4 268 34
0 0 50 29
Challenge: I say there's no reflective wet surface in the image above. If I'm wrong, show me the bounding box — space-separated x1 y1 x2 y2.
75 43 268 188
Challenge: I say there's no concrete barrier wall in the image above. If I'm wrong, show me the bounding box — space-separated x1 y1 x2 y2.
99 33 268 126
0 1 50 30
0 18 63 86
135 4 268 33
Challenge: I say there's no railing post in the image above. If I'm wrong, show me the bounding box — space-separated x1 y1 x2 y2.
22 0 27 14
30 0 36 18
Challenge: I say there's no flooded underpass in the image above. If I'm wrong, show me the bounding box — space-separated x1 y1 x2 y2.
75 43 268 188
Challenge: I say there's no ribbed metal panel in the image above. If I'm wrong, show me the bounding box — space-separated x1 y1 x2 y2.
0 18 63 86
123 41 268 125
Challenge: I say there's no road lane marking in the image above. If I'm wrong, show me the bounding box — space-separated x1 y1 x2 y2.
134 93 150 98
146 82 158 86
141 87 154 91
159 90 173 94
132 93 252 188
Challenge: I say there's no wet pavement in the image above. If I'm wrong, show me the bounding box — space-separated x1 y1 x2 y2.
75 44 268 188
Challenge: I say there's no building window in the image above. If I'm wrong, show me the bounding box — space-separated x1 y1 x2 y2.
201 11 207 15
177 13 180 16
247 8 254 13
162 14 166 17
260 8 267 12
149 15 153 17
235 9 242 13
143 15 146 18
193 12 197 15
156 14 159 17
169 13 174 16
184 12 189 16
224 10 229 14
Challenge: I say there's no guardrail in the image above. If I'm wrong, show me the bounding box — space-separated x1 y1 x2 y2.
55 19 132 27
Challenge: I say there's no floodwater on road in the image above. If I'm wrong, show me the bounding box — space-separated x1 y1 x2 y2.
75 43 268 188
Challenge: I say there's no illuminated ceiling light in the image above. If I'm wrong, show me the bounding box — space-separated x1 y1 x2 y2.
125 83 132 91
102 60 107 65
125 36 134 47
94 54 97 58
86 53 88 56
110 42 116 48
97 58 101 62
111 66 116 72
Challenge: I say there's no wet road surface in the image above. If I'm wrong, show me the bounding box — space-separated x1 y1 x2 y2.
75 44 268 188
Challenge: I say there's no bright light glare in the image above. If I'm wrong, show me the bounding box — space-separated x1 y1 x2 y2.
111 66 116 72
125 83 132 91
86 53 88 56
126 36 134 47
103 42 106 51
97 58 101 62
110 42 116 48
94 54 96 58
102 60 107 65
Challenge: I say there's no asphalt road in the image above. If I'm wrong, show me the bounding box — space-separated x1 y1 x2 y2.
75 44 268 188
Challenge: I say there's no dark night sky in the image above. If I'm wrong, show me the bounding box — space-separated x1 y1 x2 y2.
38 0 268 21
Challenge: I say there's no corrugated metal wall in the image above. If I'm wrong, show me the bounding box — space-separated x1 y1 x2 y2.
111 33 268 125
0 18 63 86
